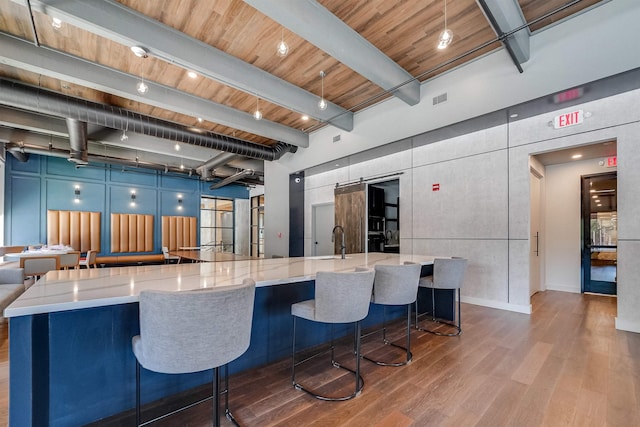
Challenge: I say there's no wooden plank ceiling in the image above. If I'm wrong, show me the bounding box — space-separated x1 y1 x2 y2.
0 0 604 153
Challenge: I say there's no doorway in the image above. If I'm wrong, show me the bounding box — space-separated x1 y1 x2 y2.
312 203 334 256
581 172 617 295
529 168 543 296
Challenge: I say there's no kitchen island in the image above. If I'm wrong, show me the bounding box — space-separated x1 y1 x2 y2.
5 253 439 426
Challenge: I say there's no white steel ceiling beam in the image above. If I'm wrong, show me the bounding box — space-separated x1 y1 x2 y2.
244 0 421 106
476 0 530 72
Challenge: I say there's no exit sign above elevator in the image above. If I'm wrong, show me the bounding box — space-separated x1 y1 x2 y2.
553 110 584 129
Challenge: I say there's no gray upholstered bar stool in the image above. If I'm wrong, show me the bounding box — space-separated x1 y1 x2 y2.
415 257 467 336
361 263 422 366
132 279 256 427
291 269 375 401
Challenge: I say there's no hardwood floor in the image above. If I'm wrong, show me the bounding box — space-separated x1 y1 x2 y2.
2 291 639 426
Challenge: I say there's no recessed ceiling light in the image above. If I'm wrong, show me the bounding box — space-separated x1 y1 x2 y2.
301 115 309 121
174 143 180 151
592 195 597 199
187 71 198 79
509 113 518 118
597 204 602 207
52 17 62 29
571 154 582 159
595 199 600 203
197 117 203 123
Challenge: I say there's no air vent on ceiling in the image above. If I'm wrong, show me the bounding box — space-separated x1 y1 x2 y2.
333 134 341 143
432 92 448 105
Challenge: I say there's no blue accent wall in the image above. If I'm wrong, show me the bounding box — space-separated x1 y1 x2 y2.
4 154 249 256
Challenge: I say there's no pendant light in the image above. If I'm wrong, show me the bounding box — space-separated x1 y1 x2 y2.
131 46 149 94
254 96 262 120
276 28 289 57
120 120 129 141
318 71 327 111
437 0 453 50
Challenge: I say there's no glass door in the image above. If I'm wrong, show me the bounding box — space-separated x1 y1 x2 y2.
581 172 617 294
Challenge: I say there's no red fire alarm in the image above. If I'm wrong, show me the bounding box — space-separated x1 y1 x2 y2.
432 183 440 191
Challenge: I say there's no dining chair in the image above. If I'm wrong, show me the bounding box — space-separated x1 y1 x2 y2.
59 251 81 270
79 250 97 269
20 255 60 280
161 246 181 264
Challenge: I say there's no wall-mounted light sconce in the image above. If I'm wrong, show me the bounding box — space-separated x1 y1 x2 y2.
177 194 183 210
74 185 80 204
130 190 137 207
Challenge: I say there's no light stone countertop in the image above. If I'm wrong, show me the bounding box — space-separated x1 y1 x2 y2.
4 253 438 318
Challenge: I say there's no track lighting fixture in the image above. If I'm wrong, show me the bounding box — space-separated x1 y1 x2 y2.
318 71 327 111
437 0 453 50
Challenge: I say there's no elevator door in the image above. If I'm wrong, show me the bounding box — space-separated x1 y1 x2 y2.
581 172 617 295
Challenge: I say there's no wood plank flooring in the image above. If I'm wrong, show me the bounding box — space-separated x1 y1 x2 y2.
1 291 639 426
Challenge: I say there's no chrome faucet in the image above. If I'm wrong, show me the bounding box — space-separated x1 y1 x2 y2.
332 225 346 259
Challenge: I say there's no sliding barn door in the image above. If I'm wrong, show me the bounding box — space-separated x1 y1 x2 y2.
334 183 365 254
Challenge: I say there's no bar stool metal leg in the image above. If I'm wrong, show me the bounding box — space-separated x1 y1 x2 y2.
362 304 413 366
292 317 365 401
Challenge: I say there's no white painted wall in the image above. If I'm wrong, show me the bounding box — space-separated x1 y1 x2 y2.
277 0 640 173
544 159 615 293
263 160 291 258
262 1 640 330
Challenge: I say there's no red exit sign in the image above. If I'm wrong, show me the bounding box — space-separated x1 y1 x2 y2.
553 110 584 129
607 156 617 167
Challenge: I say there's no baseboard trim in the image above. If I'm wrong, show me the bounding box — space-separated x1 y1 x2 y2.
545 284 580 293
615 317 640 333
461 296 532 314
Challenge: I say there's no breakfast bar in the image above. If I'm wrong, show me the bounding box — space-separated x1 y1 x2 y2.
5 253 440 426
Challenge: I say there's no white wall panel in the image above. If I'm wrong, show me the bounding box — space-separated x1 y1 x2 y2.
509 89 640 148
412 125 507 168
509 239 531 308
617 123 640 239
348 149 411 180
412 149 508 239
412 238 509 303
616 240 640 333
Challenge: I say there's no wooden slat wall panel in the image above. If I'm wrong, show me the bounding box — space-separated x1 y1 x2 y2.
111 213 154 253
47 210 101 253
145 216 153 252
189 217 197 245
161 216 197 251
111 214 121 253
70 211 80 251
